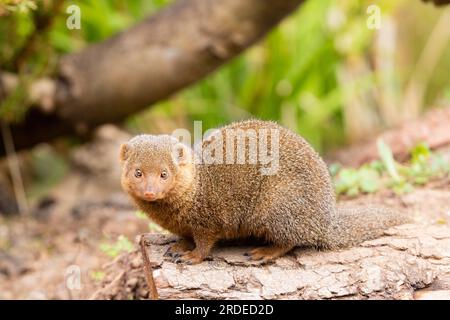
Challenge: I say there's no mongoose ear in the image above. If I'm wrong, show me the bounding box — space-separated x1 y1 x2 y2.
172 143 192 166
119 143 130 162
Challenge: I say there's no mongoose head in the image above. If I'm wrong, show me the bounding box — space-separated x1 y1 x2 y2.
119 135 194 202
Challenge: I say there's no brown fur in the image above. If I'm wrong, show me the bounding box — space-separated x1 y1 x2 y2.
120 120 408 264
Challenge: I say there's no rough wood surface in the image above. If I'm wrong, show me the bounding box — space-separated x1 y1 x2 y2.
91 222 450 300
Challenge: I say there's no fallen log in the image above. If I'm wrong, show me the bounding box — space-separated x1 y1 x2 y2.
91 222 450 300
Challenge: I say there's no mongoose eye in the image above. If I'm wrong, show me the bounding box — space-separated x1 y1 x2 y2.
160 171 168 180
134 169 143 178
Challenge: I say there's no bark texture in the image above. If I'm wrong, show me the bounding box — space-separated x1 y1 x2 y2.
91 222 450 300
424 0 450 4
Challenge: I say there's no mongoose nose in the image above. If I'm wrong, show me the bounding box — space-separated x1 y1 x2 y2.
144 191 156 199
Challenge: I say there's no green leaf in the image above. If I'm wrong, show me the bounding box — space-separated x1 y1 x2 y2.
90 270 106 282
335 168 359 194
368 160 385 173
328 163 342 177
100 235 134 258
377 138 400 181
134 210 147 220
358 167 380 193
390 180 414 195
346 186 360 197
410 142 431 165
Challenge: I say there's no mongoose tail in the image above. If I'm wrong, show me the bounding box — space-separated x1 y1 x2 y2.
119 120 411 264
327 205 410 248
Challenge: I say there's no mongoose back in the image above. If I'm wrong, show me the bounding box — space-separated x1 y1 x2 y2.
120 120 407 264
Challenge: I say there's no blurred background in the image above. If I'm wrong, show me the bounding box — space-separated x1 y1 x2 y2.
1 0 450 153
1 0 449 210
0 0 450 299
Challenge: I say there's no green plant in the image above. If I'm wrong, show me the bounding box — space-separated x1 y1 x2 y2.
333 141 450 197
401 143 450 184
99 235 134 258
134 210 147 220
89 270 106 282
376 138 414 194
334 164 382 197
134 210 167 233
0 0 37 15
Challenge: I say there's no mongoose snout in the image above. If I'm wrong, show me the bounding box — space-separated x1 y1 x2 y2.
120 120 407 264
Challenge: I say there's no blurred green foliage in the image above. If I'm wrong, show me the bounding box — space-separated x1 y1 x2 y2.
99 234 134 258
135 210 168 233
0 0 36 15
333 142 450 197
1 0 450 152
89 270 106 282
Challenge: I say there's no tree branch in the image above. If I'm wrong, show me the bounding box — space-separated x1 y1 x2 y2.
423 0 450 5
0 0 304 156
2 0 449 156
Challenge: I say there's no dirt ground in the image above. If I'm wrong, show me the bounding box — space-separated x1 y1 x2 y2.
0 179 148 299
0 126 449 300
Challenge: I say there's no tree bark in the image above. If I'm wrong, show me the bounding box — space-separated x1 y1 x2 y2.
0 0 304 156
91 222 450 300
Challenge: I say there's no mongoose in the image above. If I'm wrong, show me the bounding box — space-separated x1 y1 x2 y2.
120 120 407 264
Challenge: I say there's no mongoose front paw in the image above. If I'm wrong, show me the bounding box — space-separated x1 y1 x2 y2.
173 251 204 265
164 240 194 258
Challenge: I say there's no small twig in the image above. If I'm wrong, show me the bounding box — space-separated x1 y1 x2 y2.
139 234 159 300
0 121 28 215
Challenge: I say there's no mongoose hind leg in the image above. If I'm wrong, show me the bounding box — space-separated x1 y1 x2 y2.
244 245 295 264
174 233 217 265
164 238 195 258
